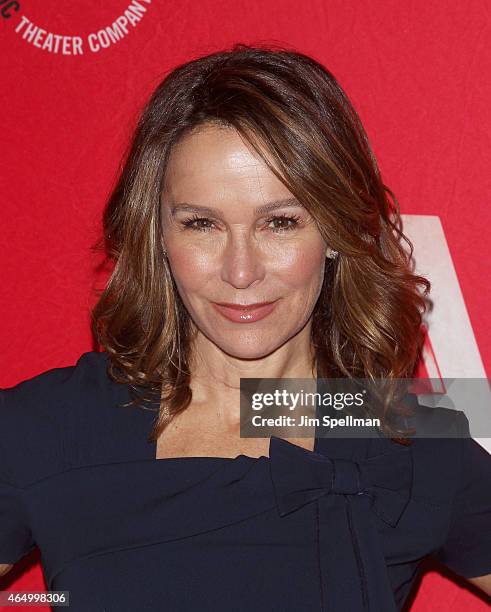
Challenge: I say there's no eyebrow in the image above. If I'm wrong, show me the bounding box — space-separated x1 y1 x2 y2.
169 197 303 217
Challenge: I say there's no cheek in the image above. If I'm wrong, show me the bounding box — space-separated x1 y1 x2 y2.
167 252 224 318
168 250 215 291
279 248 325 288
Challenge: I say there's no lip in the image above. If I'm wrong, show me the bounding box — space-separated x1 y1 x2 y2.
212 300 278 323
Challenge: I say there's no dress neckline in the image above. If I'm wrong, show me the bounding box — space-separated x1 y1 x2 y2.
150 433 322 462
117 357 324 463
110 353 375 463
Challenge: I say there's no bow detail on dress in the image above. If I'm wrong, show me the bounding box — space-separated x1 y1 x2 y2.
269 435 412 526
269 435 414 612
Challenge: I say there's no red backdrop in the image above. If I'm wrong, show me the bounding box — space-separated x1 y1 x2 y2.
1 1 490 609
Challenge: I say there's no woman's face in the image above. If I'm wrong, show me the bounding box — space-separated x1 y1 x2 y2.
161 123 329 360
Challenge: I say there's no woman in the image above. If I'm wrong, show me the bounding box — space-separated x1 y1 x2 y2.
1 44 490 611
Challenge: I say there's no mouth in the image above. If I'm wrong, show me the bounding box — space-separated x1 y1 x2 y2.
212 300 279 323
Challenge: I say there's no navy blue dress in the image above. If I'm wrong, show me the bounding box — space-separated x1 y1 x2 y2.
1 351 490 611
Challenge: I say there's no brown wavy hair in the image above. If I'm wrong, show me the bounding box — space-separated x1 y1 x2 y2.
90 42 432 445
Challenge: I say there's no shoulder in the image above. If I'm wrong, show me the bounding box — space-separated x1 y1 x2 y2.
360 399 483 505
420 407 491 579
0 351 110 409
405 404 491 505
0 351 113 486
405 400 467 436
0 351 110 432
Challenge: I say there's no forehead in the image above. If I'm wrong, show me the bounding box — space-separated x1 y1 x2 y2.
162 124 292 205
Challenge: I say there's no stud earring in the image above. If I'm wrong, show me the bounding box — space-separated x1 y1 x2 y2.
326 249 338 259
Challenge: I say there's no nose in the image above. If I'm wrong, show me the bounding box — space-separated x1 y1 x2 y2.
220 236 265 289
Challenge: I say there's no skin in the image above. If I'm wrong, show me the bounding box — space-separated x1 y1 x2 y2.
160 122 330 443
468 574 491 597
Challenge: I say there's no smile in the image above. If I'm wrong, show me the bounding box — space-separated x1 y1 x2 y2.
212 300 278 323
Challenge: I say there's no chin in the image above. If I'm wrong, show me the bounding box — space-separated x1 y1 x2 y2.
213 336 286 360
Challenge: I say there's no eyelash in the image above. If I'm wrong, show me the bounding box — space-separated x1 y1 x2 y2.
180 214 302 233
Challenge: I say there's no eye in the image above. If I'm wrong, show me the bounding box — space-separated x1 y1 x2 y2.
266 214 301 233
181 215 215 232
180 213 302 233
